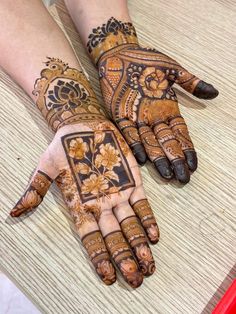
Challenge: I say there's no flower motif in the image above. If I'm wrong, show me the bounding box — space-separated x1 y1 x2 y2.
97 260 116 284
147 224 159 242
47 79 88 111
21 190 42 209
68 138 89 159
120 258 138 280
75 162 91 175
95 143 121 170
135 244 153 262
139 67 168 98
81 174 109 195
84 204 102 221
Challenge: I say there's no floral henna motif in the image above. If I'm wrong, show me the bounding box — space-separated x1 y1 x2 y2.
33 57 106 131
120 216 156 276
10 171 53 217
132 199 159 244
104 231 143 288
87 17 138 64
87 18 218 180
61 130 135 202
82 231 116 285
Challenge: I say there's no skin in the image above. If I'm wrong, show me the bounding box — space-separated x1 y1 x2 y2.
65 0 219 183
0 0 159 287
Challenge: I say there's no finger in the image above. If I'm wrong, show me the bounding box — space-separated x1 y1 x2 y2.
98 208 143 288
169 115 198 172
114 201 156 277
130 188 159 244
10 169 53 217
138 123 173 179
117 118 147 165
152 120 190 183
72 210 116 286
173 67 219 100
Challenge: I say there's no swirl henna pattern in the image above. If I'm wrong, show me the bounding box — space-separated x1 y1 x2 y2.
10 58 159 288
87 17 219 183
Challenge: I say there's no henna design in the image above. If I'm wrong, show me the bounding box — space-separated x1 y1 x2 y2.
104 230 143 288
33 57 107 131
10 171 53 217
86 18 218 181
87 17 138 64
120 216 155 276
82 231 116 285
132 199 159 244
61 130 135 203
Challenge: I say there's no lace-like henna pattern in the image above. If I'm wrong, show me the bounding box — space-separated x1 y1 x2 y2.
120 216 156 276
104 231 143 287
82 231 116 285
87 19 218 180
61 130 135 202
11 171 53 217
132 199 160 244
33 57 106 131
87 17 138 64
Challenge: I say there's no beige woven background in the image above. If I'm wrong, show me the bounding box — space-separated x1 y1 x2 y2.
0 0 235 313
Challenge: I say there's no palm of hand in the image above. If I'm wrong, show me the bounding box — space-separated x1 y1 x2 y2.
10 120 159 288
99 46 218 183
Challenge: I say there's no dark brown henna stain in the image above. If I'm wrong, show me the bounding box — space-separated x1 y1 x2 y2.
33 57 107 131
120 216 155 276
132 199 159 244
61 130 135 203
86 19 218 181
104 230 143 288
82 231 116 285
10 171 52 217
87 17 138 64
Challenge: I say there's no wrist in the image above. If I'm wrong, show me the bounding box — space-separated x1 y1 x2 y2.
33 57 107 132
87 17 139 65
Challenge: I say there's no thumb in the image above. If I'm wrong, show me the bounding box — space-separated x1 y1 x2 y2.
173 66 219 100
10 152 56 217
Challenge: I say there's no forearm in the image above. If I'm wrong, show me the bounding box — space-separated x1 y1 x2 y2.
65 0 132 45
0 0 81 98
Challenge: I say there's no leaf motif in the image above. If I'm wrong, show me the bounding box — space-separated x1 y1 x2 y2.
108 186 120 194
104 171 119 182
75 162 91 175
89 138 94 153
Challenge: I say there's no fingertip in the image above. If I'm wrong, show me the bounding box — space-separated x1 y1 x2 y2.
172 159 190 184
146 224 160 244
193 80 219 100
153 158 174 179
184 150 198 172
132 144 147 165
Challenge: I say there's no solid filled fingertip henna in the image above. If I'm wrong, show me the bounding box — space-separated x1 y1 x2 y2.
132 144 147 165
193 80 219 99
184 150 198 172
172 159 190 184
154 157 174 179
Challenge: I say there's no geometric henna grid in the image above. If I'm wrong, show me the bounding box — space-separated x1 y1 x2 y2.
61 130 135 202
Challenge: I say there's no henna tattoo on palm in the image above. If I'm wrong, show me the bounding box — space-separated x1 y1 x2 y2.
87 17 219 183
10 58 159 288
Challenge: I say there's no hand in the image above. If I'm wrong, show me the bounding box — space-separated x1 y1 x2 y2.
10 120 159 288
98 45 219 183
